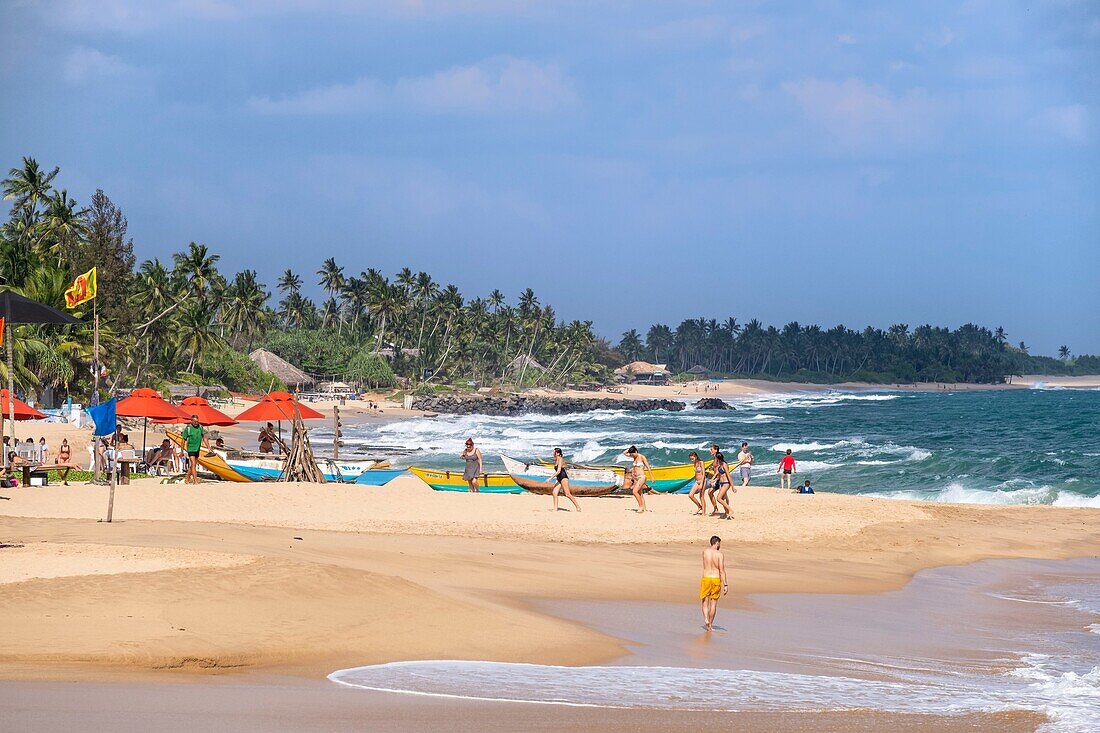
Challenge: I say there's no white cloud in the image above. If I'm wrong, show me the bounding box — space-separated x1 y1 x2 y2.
1034 104 1089 144
782 77 939 151
836 33 856 45
889 60 918 73
248 57 575 115
62 46 140 84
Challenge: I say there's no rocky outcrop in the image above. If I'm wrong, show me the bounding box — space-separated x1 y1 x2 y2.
694 397 732 410
411 394 685 416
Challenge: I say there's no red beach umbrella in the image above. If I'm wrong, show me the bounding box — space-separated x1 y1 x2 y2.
0 389 47 422
235 392 325 422
153 396 237 427
116 387 191 458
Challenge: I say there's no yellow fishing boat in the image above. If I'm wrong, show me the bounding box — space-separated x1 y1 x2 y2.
540 458 711 493
408 466 521 494
166 430 252 483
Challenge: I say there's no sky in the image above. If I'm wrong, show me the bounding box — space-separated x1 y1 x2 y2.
1 0 1097 355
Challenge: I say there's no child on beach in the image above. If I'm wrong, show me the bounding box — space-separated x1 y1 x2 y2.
778 449 796 490
798 480 815 494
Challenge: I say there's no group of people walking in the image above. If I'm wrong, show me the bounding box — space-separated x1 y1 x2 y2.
458 438 812 515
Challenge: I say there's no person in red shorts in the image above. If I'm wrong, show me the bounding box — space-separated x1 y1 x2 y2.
778 448 796 490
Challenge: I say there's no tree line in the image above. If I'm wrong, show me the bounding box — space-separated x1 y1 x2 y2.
2 155 1094 403
618 318 1098 384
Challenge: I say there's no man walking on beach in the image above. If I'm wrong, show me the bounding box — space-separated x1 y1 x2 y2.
700 535 727 632
181 415 205 485
737 441 753 486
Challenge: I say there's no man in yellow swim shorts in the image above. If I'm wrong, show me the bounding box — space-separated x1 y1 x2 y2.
700 535 728 632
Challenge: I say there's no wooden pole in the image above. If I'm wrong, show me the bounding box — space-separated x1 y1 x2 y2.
7 320 16 447
105 441 116 522
333 406 340 460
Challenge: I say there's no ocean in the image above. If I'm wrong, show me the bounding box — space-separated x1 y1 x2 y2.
334 387 1100 507
331 558 1100 731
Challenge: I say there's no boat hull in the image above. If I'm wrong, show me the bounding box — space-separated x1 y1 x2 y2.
354 468 407 486
408 467 521 494
226 457 378 482
501 456 621 497
540 458 708 493
166 431 252 483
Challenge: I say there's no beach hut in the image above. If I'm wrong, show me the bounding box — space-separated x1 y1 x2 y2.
686 365 711 378
249 349 315 389
506 354 545 375
614 360 670 385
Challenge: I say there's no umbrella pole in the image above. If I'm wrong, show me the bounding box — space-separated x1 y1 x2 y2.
142 417 148 464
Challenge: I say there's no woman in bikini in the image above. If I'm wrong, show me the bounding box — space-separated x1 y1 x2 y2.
624 445 655 513
714 452 734 520
687 451 707 515
56 439 73 485
549 447 581 512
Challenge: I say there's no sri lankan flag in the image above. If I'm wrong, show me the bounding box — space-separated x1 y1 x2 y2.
65 267 97 308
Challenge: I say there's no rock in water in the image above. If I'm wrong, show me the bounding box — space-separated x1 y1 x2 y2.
694 397 732 410
410 394 685 416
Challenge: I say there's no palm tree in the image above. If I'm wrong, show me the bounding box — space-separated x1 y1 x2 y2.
277 269 302 296
177 301 224 373
618 329 643 361
172 242 220 298
317 258 344 324
2 157 58 215
488 289 505 313
1058 345 1071 360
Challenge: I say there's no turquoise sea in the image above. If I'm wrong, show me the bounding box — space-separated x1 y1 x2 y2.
337 386 1100 506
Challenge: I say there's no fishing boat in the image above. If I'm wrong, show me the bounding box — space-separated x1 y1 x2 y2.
225 455 381 482
354 468 407 486
539 458 709 493
408 466 521 494
501 455 622 497
166 430 251 482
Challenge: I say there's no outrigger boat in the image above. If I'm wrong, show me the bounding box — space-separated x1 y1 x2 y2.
539 458 709 493
501 455 622 497
408 466 521 494
225 455 382 482
166 431 382 482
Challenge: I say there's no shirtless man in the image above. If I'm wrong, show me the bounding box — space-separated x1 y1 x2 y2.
700 535 728 631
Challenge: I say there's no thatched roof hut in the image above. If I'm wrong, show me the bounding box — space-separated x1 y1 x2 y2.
506 354 545 374
686 365 710 376
249 348 315 388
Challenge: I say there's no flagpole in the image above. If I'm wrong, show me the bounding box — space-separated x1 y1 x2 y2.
7 319 15 448
93 297 99 400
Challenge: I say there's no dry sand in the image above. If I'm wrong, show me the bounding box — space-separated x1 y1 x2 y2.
1 479 1098 678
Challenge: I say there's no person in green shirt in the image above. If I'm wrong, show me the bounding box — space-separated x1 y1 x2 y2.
180 415 206 484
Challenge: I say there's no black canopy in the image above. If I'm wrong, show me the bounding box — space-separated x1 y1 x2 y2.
0 290 80 325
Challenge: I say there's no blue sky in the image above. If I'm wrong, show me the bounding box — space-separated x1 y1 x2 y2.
2 0 1097 355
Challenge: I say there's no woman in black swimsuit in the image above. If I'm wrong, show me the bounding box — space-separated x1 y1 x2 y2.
549 447 581 512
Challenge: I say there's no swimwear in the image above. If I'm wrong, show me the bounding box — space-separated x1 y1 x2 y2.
780 456 795 471
556 468 569 481
700 576 723 601
783 469 792 475
740 466 751 480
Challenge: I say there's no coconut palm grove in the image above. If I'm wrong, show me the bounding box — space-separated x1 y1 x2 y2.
1 156 1095 404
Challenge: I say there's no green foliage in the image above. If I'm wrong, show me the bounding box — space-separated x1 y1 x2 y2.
346 351 395 388
261 329 358 377
196 349 286 394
